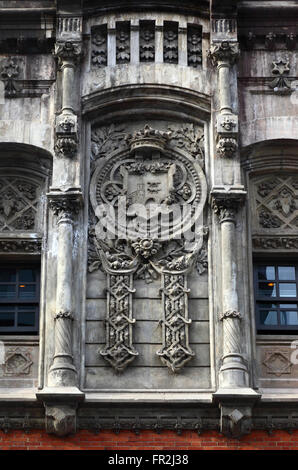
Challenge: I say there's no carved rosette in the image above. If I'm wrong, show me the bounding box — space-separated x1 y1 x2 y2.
208 41 240 67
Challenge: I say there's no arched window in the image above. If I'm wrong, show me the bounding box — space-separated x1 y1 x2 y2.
0 144 51 335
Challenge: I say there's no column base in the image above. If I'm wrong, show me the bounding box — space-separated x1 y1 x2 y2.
36 387 85 436
219 353 250 388
213 388 261 439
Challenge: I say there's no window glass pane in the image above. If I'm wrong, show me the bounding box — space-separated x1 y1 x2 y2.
19 269 36 283
280 311 298 326
257 266 275 281
0 285 16 299
0 307 15 327
258 303 278 309
17 307 36 327
279 283 297 297
278 266 296 281
18 284 36 300
260 310 278 325
280 304 297 309
0 268 16 282
258 282 276 297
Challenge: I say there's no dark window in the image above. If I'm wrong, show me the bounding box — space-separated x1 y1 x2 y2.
0 265 40 334
254 263 298 332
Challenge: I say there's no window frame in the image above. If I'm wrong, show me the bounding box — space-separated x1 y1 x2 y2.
254 261 298 332
0 263 40 334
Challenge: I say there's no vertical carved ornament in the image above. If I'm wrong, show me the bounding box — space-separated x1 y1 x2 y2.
187 26 202 67
95 241 139 372
157 272 193 372
164 23 178 64
91 26 108 68
140 21 155 62
116 23 130 64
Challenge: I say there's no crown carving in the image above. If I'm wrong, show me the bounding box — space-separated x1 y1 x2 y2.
128 125 171 154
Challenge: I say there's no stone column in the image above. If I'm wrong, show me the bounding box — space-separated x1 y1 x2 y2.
208 41 239 158
211 191 260 438
37 192 84 435
211 192 248 388
54 42 82 159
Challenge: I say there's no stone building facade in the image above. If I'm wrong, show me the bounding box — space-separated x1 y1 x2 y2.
0 0 297 441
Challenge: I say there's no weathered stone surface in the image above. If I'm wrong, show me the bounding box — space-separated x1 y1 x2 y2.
0 0 297 438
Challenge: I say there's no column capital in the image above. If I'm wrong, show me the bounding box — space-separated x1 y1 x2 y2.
208 41 240 67
48 191 83 222
211 190 246 223
54 41 83 67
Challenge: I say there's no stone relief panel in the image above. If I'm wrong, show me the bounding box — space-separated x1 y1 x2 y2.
89 20 202 69
87 120 210 387
0 341 39 388
257 340 298 389
0 176 44 232
250 174 298 249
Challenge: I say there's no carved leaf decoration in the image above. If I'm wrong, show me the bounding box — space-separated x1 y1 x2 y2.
91 124 126 161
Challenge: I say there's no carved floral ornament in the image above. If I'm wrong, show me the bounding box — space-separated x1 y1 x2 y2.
54 41 83 65
48 193 82 222
269 57 292 95
0 176 42 232
0 58 21 97
252 174 298 233
89 124 208 372
91 123 204 167
208 41 240 67
211 193 246 224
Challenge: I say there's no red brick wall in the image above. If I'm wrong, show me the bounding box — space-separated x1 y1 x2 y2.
0 430 298 450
